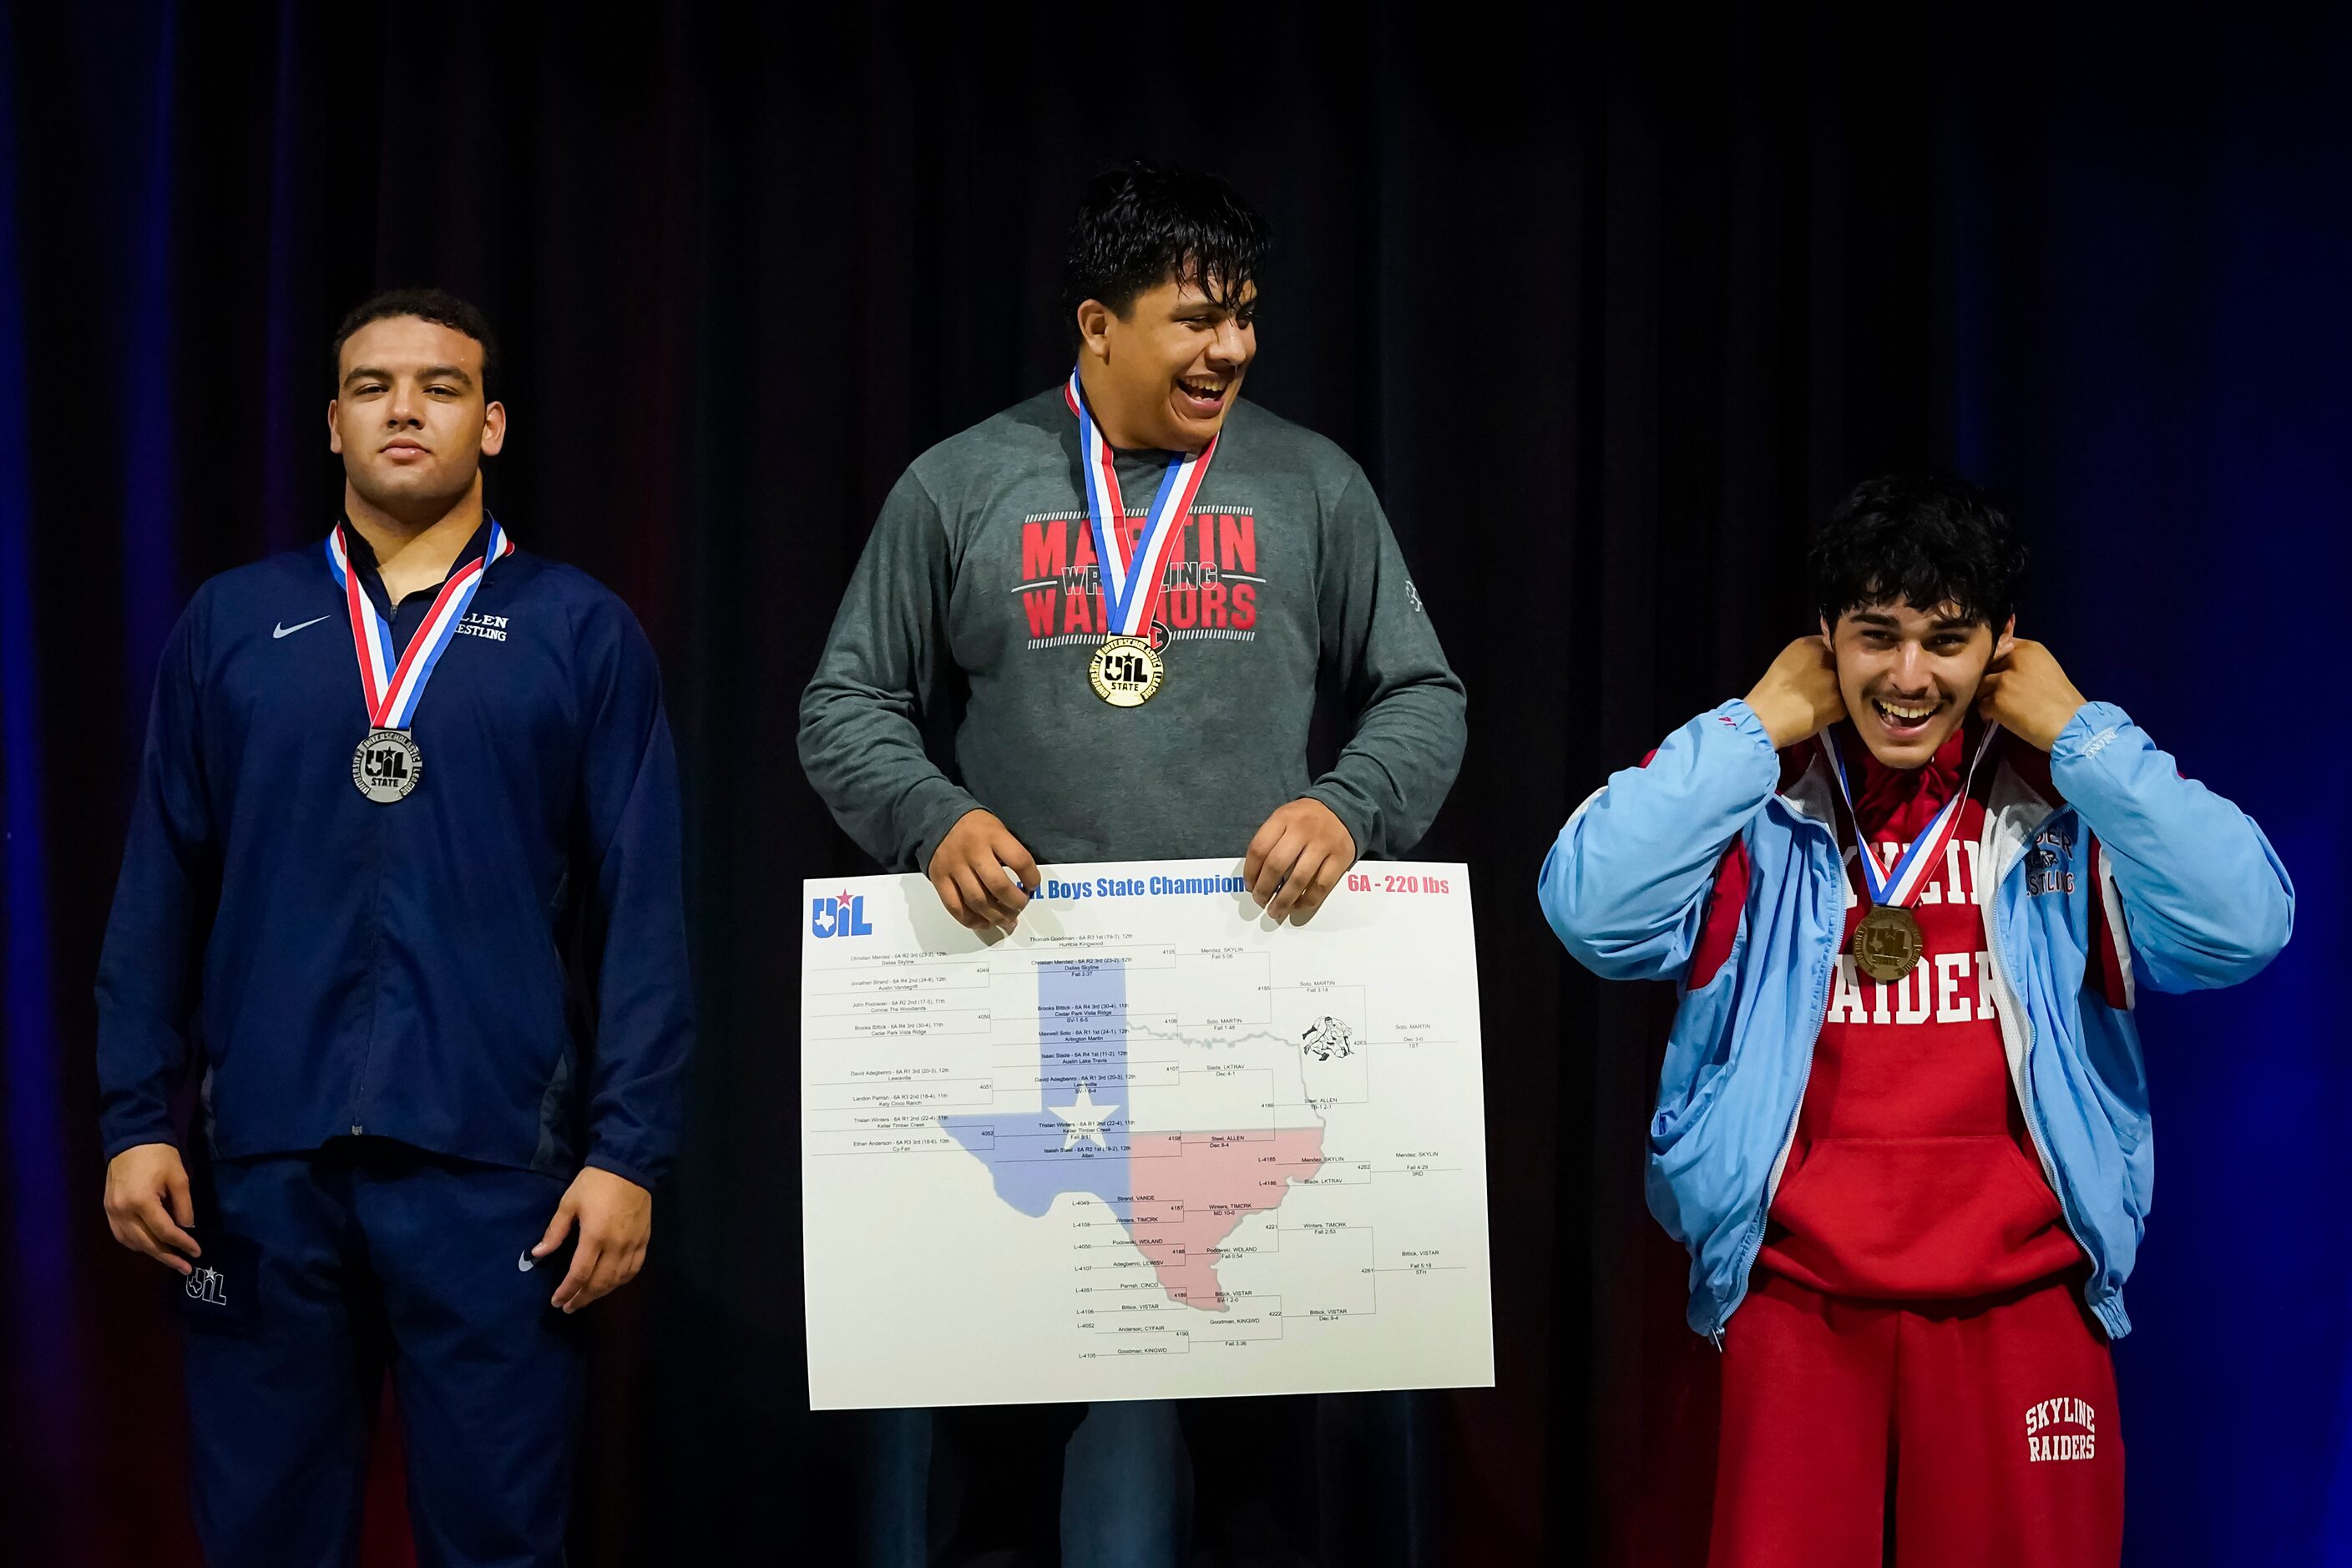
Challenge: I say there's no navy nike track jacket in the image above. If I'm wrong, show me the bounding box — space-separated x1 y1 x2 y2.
95 523 695 1189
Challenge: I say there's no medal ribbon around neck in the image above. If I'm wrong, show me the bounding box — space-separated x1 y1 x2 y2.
1064 367 1219 638
1820 720 2002 911
324 518 513 729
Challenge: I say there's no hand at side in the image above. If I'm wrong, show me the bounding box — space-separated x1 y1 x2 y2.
103 1142 200 1276
534 1166 653 1313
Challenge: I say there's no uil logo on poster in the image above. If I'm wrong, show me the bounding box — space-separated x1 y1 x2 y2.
811 890 875 939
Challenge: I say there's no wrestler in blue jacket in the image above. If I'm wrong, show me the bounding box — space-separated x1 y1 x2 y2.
94 289 692 1568
95 518 690 1186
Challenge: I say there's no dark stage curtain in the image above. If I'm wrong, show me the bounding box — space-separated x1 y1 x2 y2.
4 4 2345 1565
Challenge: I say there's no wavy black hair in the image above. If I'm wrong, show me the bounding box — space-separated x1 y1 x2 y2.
1810 473 2028 630
1061 160 1268 327
331 287 500 397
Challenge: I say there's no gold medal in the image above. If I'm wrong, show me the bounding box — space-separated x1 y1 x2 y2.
1851 903 1924 984
1064 367 1217 711
1088 636 1164 707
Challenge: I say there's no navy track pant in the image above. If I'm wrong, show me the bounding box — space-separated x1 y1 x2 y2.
175 1137 584 1568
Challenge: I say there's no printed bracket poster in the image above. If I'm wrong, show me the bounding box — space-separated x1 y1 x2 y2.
800 858 1495 1409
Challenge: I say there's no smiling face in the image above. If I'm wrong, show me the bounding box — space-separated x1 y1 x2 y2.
1826 600 2012 768
328 315 503 519
1075 269 1257 453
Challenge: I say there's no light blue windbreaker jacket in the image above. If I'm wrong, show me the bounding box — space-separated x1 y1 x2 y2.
1538 698 2294 1341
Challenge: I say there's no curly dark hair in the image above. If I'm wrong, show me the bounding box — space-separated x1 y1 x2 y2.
1811 473 2027 630
1061 160 1268 328
330 287 500 397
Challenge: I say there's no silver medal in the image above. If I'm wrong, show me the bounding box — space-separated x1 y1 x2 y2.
351 727 423 803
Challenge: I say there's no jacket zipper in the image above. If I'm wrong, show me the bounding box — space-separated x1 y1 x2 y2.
1979 818 2099 1291
347 579 395 1139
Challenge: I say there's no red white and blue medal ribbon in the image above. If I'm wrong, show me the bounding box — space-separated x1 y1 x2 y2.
1820 721 2001 910
1063 367 1217 639
323 518 512 800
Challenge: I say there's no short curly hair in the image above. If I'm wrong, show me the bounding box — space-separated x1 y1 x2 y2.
330 287 499 397
1811 473 2027 630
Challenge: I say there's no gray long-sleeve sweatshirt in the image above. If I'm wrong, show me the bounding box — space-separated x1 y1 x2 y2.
798 387 1467 871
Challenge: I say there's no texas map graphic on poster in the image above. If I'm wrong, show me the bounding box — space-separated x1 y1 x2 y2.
800 859 1494 1409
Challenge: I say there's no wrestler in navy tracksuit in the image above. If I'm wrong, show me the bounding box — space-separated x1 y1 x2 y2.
96 518 693 1568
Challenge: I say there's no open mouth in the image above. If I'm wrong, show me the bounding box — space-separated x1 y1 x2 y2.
1174 375 1229 417
1869 695 1942 740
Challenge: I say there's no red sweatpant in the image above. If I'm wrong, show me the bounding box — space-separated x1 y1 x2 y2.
1709 1272 2123 1568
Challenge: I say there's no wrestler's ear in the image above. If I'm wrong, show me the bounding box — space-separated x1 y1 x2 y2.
1075 299 1114 362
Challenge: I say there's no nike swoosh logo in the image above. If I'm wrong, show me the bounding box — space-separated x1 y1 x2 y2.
274 615 331 639
518 1252 536 1272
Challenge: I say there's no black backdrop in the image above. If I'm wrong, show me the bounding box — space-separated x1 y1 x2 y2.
7 4 2346 1565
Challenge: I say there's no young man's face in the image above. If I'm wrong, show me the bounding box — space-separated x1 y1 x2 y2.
1824 600 2013 768
328 316 504 516
1080 271 1257 452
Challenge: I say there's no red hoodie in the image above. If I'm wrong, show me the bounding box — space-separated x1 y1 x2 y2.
1755 721 2083 1300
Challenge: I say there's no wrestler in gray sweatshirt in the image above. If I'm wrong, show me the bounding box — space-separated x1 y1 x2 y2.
798 388 1467 870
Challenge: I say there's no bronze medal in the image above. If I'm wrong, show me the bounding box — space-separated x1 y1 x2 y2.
1851 903 1924 984
1088 635 1164 707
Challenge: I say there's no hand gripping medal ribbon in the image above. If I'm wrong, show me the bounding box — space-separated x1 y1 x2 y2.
1065 367 1220 707
324 518 513 802
1820 721 2002 984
